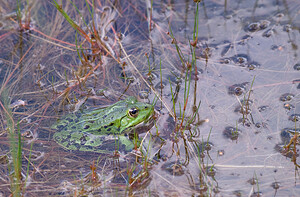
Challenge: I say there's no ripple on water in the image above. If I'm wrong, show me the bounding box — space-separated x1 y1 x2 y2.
193 141 214 158
138 91 149 99
225 54 261 70
283 103 295 111
246 20 271 32
228 82 249 96
223 126 242 140
271 181 281 190
251 191 263 197
279 93 294 102
292 79 300 89
234 105 251 115
258 105 269 112
293 63 300 71
247 22 261 32
262 29 275 37
275 128 300 158
283 24 292 32
205 165 217 177
289 114 300 122
280 130 292 145
233 54 249 65
247 62 260 70
161 161 185 176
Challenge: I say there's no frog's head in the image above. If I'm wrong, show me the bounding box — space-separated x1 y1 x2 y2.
119 97 154 133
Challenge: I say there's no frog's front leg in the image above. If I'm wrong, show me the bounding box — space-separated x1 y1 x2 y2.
118 135 135 152
119 135 147 155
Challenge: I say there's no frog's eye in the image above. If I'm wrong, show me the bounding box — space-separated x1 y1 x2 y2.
128 107 139 118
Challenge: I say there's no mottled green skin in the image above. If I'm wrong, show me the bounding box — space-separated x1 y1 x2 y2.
52 97 154 153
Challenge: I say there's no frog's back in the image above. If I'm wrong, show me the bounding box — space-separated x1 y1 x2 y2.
52 99 131 135
51 105 129 153
52 96 154 153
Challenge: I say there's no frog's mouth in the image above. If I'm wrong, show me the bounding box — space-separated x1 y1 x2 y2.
129 112 155 135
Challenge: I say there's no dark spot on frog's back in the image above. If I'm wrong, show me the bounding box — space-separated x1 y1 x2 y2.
58 133 71 143
72 143 81 150
57 125 65 130
102 115 107 119
54 135 61 141
75 112 81 118
103 123 114 129
84 125 90 129
66 117 73 122
80 135 87 145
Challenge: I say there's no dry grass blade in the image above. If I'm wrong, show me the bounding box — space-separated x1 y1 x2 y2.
118 39 175 119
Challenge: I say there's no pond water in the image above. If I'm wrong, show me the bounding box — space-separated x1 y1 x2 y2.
0 0 299 196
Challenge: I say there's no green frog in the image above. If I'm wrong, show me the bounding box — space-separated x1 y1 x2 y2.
52 96 154 154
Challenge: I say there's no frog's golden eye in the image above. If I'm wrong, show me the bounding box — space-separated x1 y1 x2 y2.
128 107 139 118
